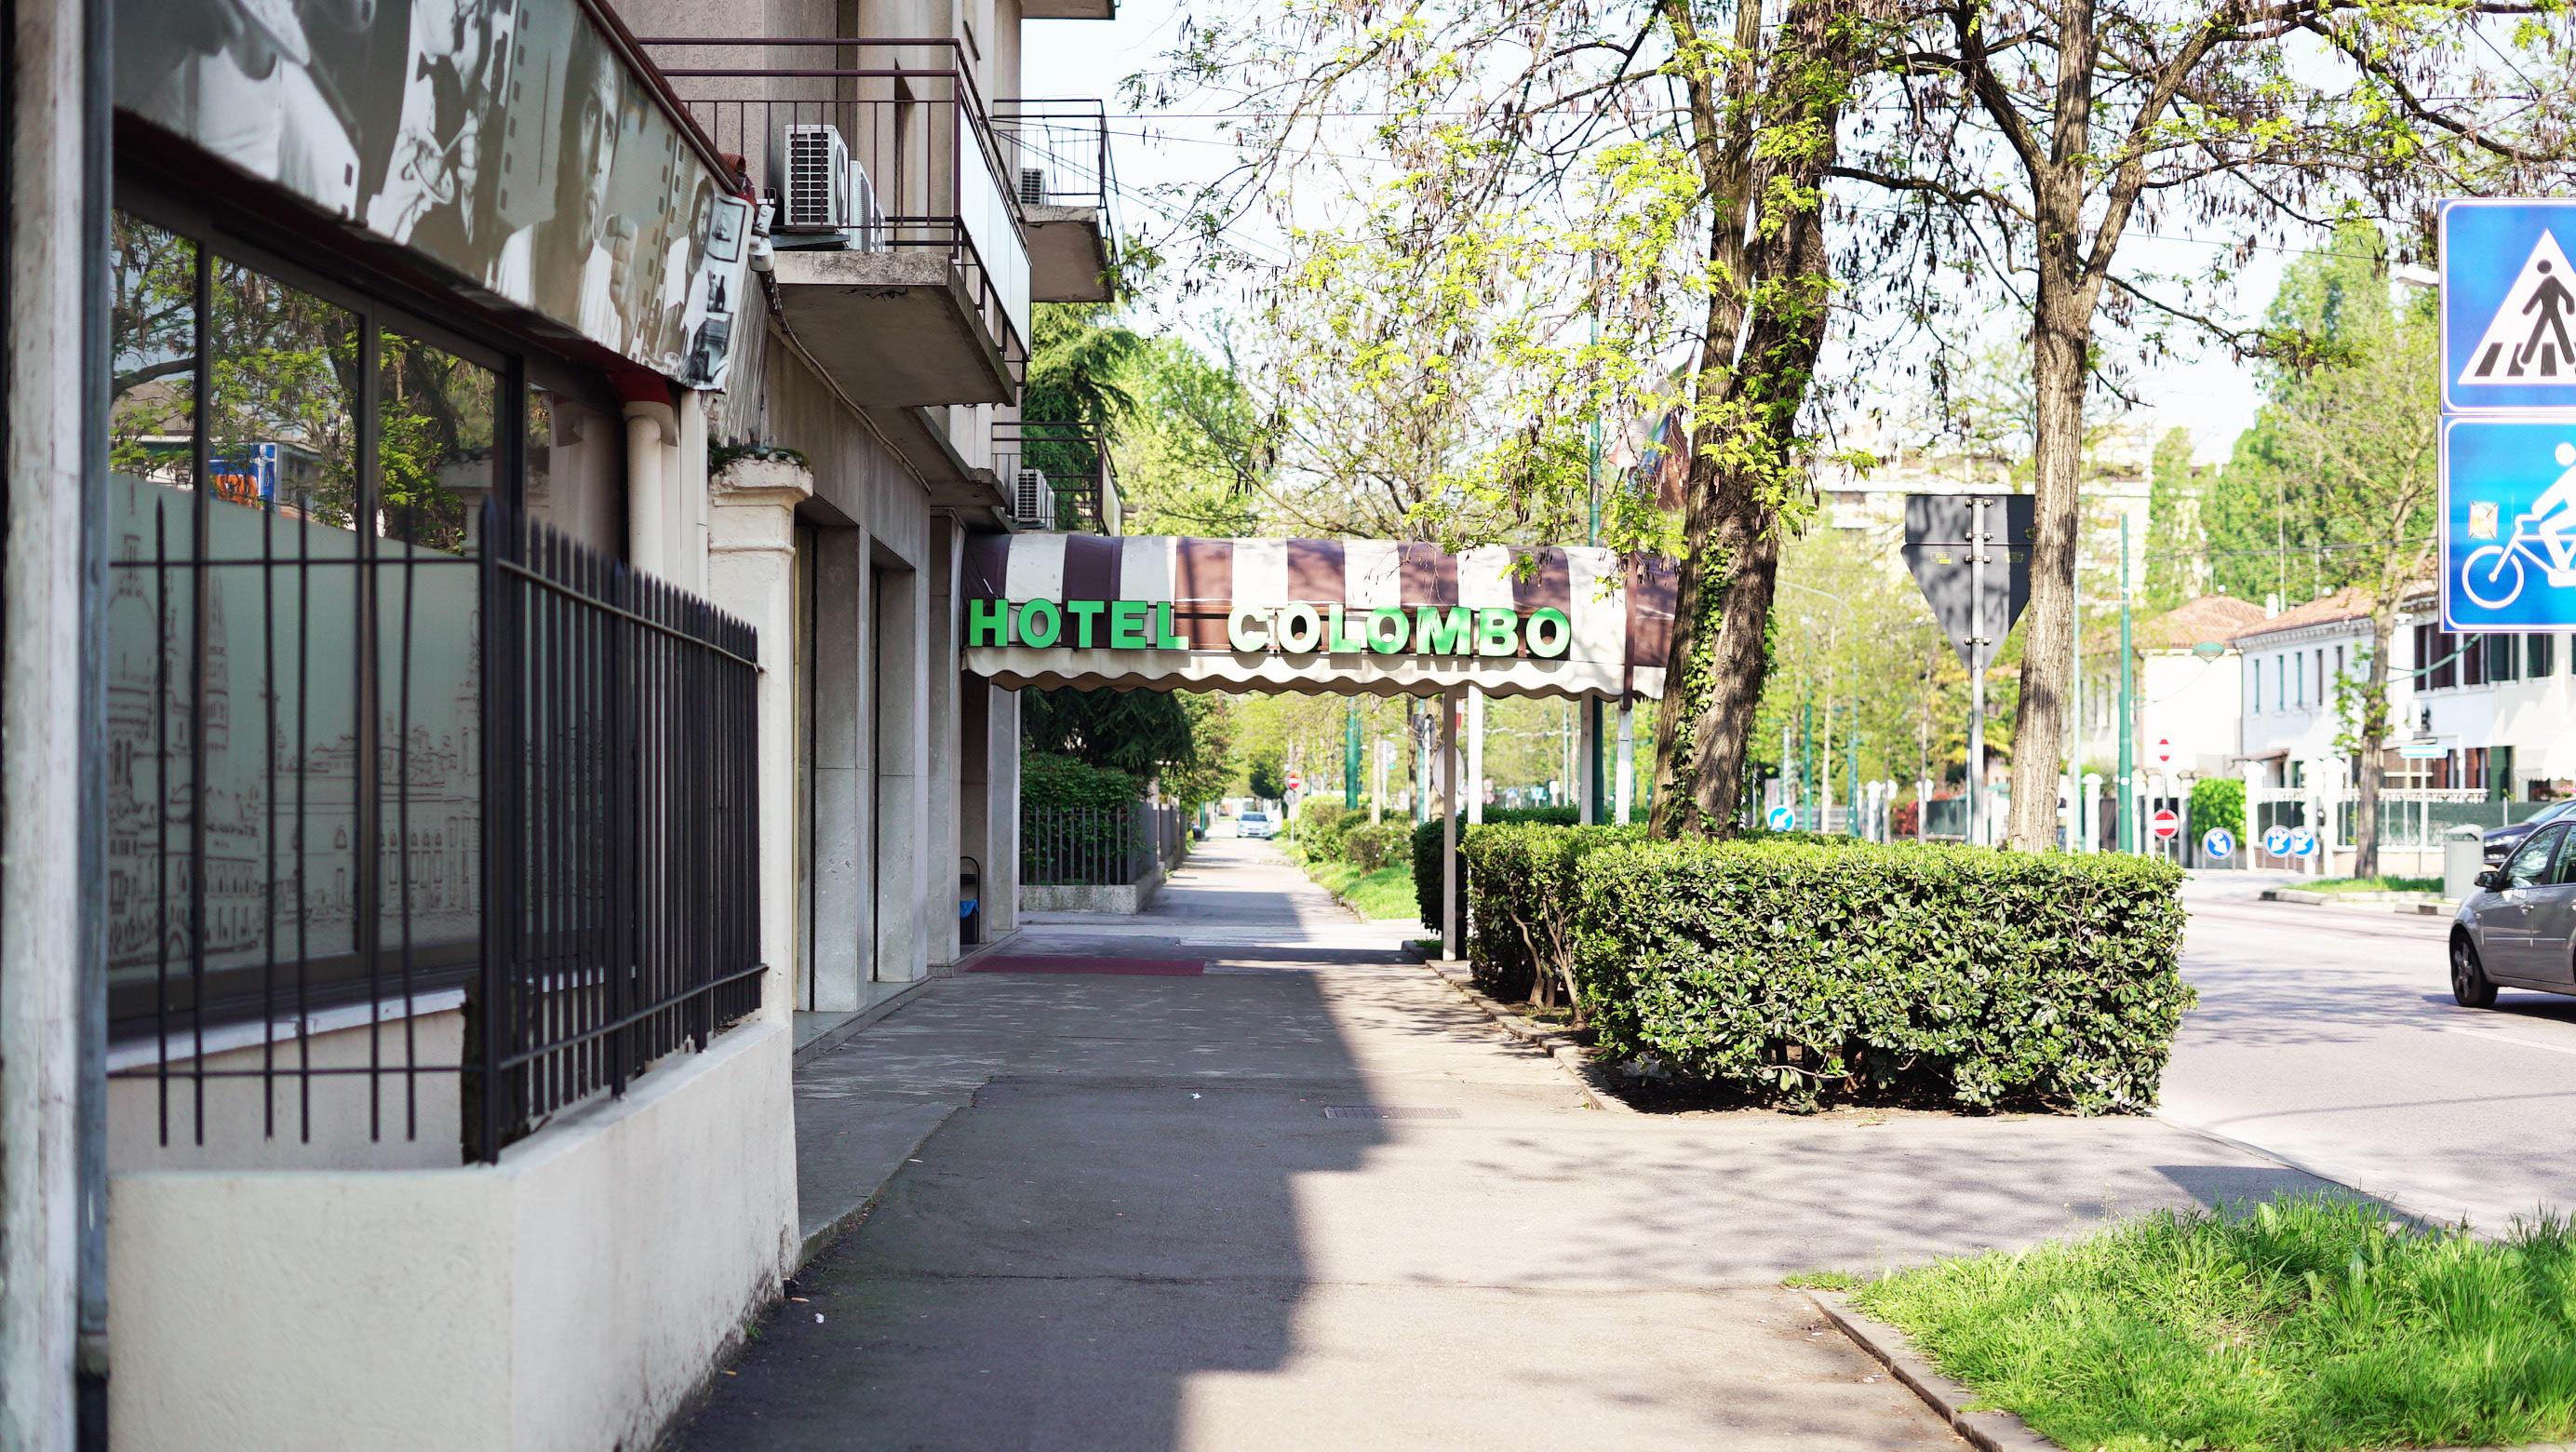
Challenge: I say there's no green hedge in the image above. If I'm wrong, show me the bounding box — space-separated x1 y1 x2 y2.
1412 807 1582 931
1570 840 2191 1113
2190 777 2245 841
1023 752 1141 811
1341 822 1410 871
1462 823 1648 1006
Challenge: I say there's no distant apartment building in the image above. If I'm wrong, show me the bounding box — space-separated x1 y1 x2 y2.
3 0 1120 1446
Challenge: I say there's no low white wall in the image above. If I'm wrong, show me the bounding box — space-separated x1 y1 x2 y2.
1021 864 1164 915
108 1017 798 1452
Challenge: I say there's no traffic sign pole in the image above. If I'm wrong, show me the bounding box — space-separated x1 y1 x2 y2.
1968 496 1986 848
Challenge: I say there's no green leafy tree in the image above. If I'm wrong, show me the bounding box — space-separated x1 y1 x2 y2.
1146 0 1900 839
1023 687 1201 783
2142 427 2207 612
1112 333 1265 538
1837 0 2576 849
1246 753 1286 803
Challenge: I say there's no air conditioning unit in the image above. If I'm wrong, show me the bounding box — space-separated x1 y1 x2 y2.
1018 167 1047 207
1013 468 1050 527
781 124 852 231
849 165 886 251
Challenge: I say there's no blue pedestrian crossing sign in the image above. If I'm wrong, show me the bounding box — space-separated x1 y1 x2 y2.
2443 201 2576 412
2438 418 2576 630
1765 805 1797 830
2201 827 2235 861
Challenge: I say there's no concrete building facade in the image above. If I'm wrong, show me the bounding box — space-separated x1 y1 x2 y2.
1 0 1119 1445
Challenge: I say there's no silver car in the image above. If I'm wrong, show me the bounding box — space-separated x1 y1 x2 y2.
1238 811 1278 840
2451 821 2576 1007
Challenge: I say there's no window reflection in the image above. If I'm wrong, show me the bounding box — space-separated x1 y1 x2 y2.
377 332 495 556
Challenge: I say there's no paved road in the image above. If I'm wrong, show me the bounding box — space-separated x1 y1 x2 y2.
678 840 2328 1452
2165 874 2576 1231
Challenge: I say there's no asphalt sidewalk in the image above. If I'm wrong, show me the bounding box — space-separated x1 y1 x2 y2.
675 838 2336 1451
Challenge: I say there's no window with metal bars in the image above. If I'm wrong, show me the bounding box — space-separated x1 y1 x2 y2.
105 208 762 1164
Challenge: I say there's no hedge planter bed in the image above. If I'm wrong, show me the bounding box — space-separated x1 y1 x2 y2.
1827 1195 2576 1452
1454 827 2194 1114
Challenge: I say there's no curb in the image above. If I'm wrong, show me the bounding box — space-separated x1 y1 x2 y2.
1409 956 1636 1113
794 1106 962 1270
1803 1291 2060 1452
1807 1290 2574 1452
2257 888 2460 917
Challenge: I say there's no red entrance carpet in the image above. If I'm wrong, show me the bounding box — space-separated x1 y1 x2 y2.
964 955 1205 976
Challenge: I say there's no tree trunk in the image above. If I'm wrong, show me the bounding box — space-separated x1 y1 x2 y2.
2006 262 2091 850
1647 0 1865 839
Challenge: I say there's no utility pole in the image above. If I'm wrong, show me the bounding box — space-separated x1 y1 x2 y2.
1345 701 1361 810
1966 494 1990 847
1801 697 1817 825
2117 514 2137 854
2070 553 2084 853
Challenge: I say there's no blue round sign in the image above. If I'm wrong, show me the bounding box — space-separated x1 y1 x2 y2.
1766 805 1797 830
2261 825 2294 857
2201 827 2235 861
2288 826 2319 858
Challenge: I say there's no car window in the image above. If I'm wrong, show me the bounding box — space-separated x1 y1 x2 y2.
2508 825 2568 890
2556 827 2576 887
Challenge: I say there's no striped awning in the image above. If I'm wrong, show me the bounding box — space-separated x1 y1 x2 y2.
961 534 1674 700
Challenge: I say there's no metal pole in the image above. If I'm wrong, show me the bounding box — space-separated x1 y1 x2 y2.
1967 496 1987 848
2118 515 2136 854
1585 255 1606 825
2070 555 2084 852
1345 700 1361 810
1801 697 1816 826
1441 688 1462 961
1615 699 1635 825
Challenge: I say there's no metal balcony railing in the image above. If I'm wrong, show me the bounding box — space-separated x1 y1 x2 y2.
994 420 1120 534
640 37 1033 375
991 98 1120 241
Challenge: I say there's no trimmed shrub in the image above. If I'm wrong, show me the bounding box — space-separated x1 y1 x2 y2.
2190 777 2245 841
1412 806 1583 931
1341 822 1410 872
1023 752 1141 811
1571 840 2191 1113
1463 824 1647 1007
1300 800 1351 841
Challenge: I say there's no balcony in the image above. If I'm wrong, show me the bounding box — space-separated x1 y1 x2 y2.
993 100 1120 303
995 420 1121 534
645 38 1032 410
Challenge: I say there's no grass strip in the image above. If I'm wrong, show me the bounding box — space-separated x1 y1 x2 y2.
1297 854 1419 920
2298 876 2443 894
1848 1195 2576 1451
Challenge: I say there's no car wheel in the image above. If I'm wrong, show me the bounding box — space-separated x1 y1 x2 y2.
2451 936 2499 1009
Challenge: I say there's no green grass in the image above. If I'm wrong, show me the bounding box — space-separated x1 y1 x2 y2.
1299 855 1420 920
2301 875 2442 894
1846 1195 2576 1451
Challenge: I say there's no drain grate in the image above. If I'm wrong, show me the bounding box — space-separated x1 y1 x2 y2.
1322 1106 1462 1121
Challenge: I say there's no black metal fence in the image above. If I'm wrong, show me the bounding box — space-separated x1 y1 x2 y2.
471 504 764 1160
1023 804 1176 886
108 493 763 1163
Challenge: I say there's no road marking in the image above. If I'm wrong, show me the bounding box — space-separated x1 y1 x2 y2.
2441 1023 2576 1057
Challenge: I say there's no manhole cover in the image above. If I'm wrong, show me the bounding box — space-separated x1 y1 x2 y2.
1322 1106 1462 1121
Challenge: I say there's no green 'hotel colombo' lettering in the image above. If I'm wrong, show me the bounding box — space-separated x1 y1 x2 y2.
965 598 1574 660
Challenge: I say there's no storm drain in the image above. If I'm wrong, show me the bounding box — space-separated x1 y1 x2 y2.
1322 1106 1463 1121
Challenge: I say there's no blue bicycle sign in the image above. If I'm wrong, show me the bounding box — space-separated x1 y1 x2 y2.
2441 419 2576 630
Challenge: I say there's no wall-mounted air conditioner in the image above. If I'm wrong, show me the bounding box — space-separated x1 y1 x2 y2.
849 166 887 251
782 124 852 231
1013 469 1050 527
1018 167 1048 207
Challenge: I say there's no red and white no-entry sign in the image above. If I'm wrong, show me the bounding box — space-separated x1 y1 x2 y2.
2151 807 2180 840
1286 773 1304 794
2153 737 2173 767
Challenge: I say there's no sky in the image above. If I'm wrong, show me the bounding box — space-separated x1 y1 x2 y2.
1022 1 2310 469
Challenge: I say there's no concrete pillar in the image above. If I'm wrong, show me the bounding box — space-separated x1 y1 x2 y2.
624 401 677 577
707 458 813 1021
5 0 94 1433
874 559 931 982
807 527 869 1013
1464 687 1485 824
679 394 709 594
1441 688 1462 961
924 518 962 966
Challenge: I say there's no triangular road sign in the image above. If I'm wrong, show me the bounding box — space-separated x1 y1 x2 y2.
2456 228 2576 385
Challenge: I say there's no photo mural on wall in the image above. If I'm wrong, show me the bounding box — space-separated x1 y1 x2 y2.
114 0 753 391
